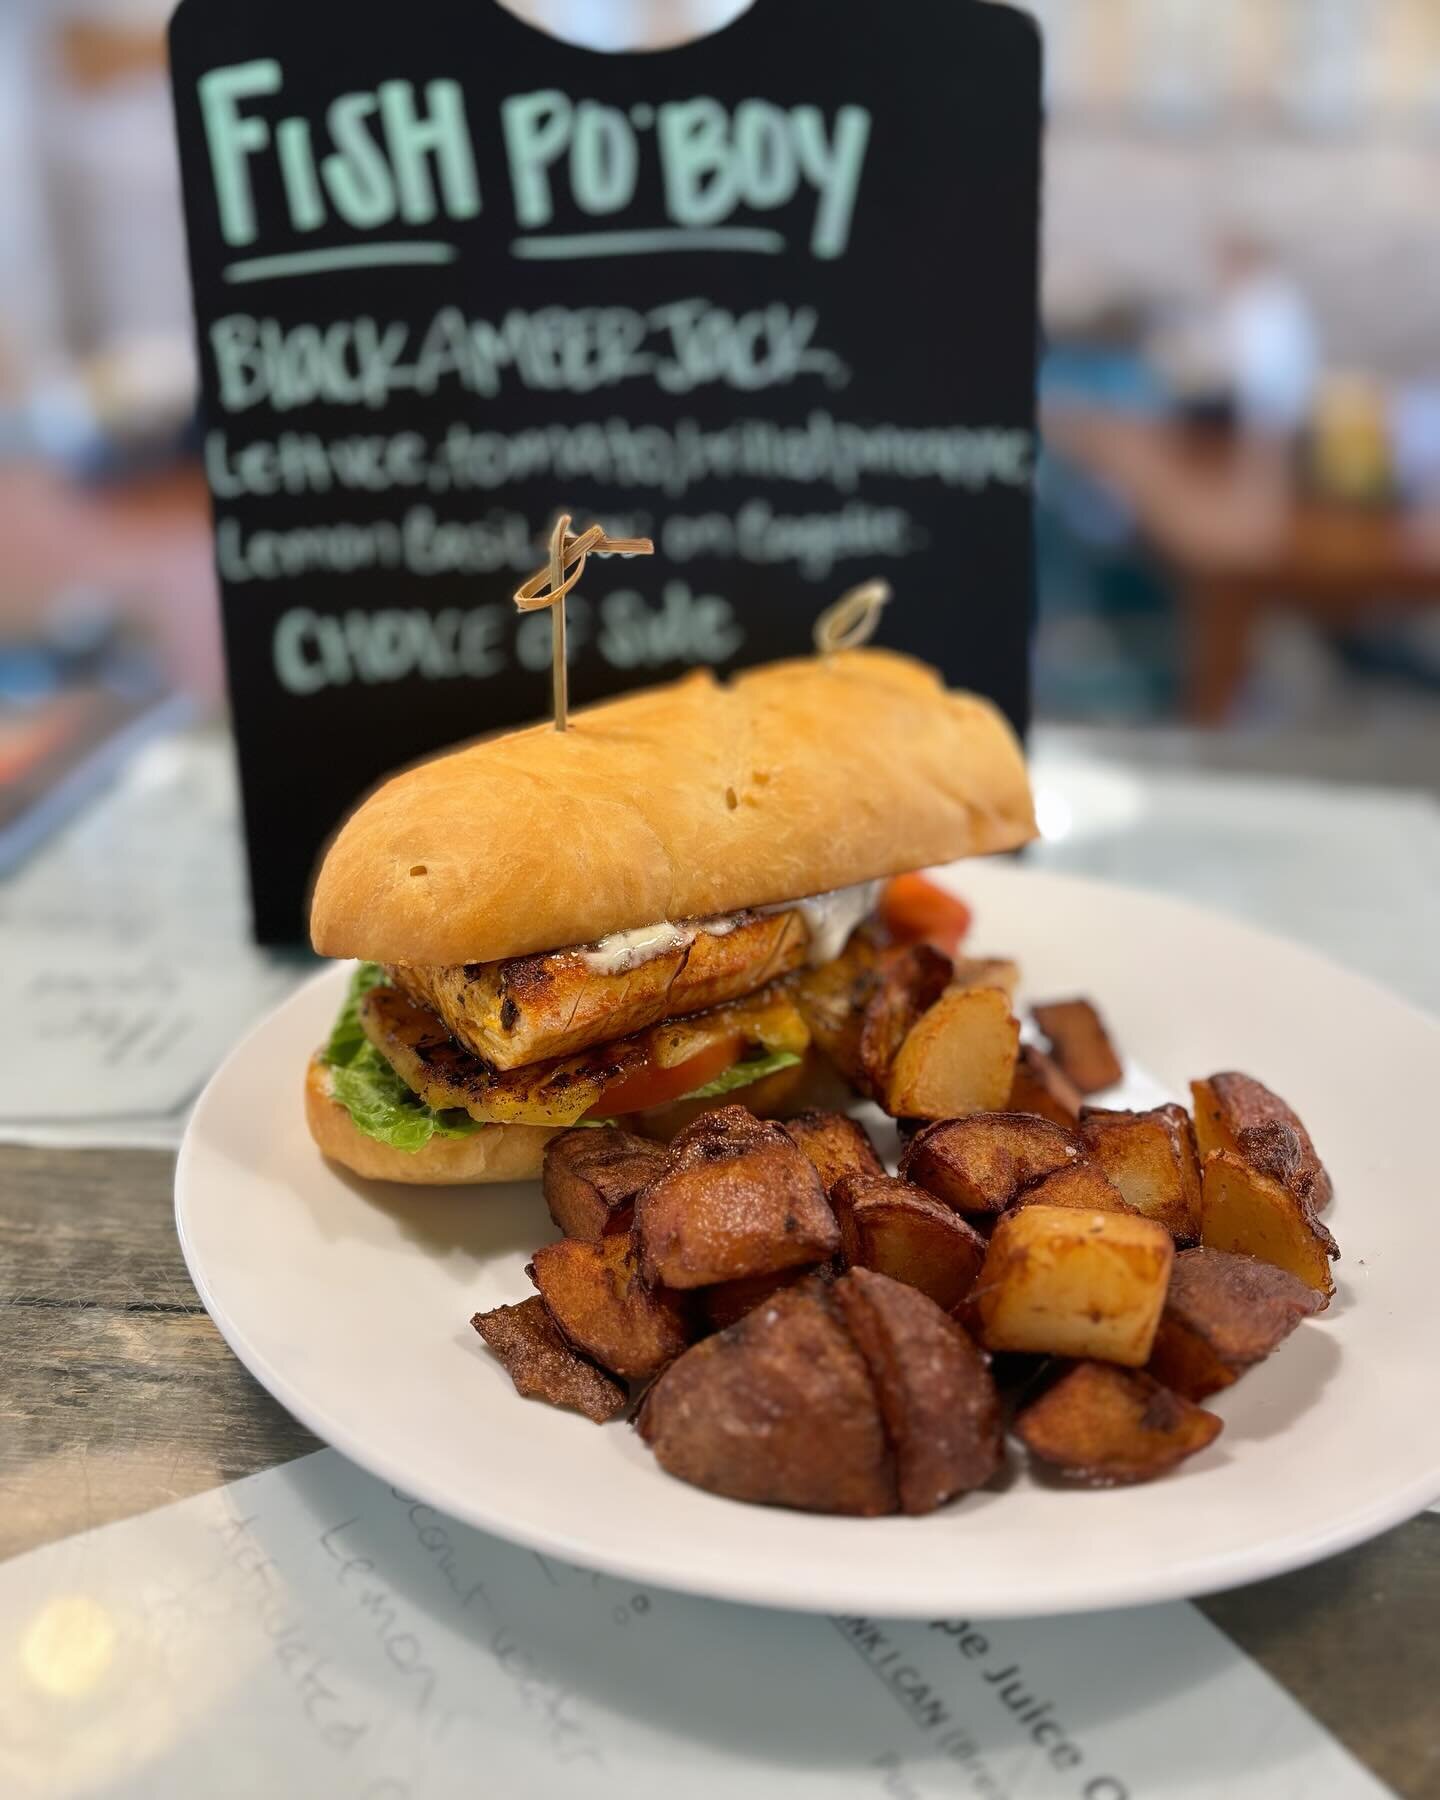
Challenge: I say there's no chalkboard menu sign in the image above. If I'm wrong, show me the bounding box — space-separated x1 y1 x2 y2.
170 0 1041 943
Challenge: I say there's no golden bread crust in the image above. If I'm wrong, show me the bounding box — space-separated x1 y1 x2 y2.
310 649 1034 966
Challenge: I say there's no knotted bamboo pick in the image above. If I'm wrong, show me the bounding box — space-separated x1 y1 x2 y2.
813 577 892 654
514 513 654 730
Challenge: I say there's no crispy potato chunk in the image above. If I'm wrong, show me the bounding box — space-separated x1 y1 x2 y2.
900 1112 1080 1214
633 1105 840 1290
1010 1160 1138 1215
885 987 1020 1120
1031 999 1123 1095
1191 1073 1332 1211
1147 1247 1325 1400
701 1264 829 1333
542 1126 669 1241
1079 1104 1202 1241
1015 1362 1222 1485
830 1173 989 1312
528 1235 692 1381
1200 1150 1337 1300
637 1280 897 1515
857 945 954 1100
833 1268 1003 1513
471 1297 627 1423
1007 1043 1083 1128
782 1110 883 1193
972 1205 1174 1365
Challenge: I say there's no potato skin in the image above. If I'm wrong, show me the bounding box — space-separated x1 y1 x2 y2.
1006 1044 1083 1128
1016 1362 1222 1485
636 1281 897 1515
633 1105 840 1289
972 1204 1174 1366
528 1235 692 1381
1191 1073 1332 1212
700 1263 830 1333
782 1110 884 1193
1032 998 1123 1095
831 1173 988 1312
471 1297 627 1423
901 1112 1080 1214
833 1268 1003 1513
543 1126 669 1241
1200 1150 1337 1301
1147 1247 1324 1400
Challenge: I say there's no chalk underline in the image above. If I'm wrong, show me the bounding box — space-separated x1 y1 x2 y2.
223 243 457 284
511 227 786 259
220 227 786 284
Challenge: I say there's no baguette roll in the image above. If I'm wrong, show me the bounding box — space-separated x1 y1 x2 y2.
310 649 1034 968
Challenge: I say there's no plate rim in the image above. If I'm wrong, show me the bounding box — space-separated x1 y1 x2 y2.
175 865 1440 1617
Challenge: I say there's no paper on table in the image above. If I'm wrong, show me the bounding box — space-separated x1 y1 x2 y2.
0 929 298 1124
0 734 305 1147
0 1450 1391 1800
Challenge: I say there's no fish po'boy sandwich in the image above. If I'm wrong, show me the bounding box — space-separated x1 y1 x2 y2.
306 647 1035 1183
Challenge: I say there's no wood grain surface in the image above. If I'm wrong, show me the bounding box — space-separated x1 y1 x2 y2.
2 1144 1436 1796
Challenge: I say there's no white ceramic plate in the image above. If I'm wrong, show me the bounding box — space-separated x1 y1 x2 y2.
176 864 1440 1618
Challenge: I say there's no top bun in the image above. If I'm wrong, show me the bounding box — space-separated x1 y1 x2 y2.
310 648 1035 967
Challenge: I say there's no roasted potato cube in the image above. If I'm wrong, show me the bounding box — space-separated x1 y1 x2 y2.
1147 1247 1325 1400
633 1105 839 1289
1032 999 1123 1095
1200 1150 1337 1300
830 1173 988 1312
856 944 954 1100
528 1234 692 1381
542 1126 669 1241
637 1280 896 1515
782 1110 883 1193
1007 1043 1084 1128
1191 1072 1332 1211
1015 1362 1222 1485
950 955 1021 1001
701 1263 830 1333
833 1267 1002 1513
1079 1104 1202 1241
471 1296 627 1423
971 1204 1174 1365
900 1112 1080 1214
885 987 1020 1120
1010 1160 1138 1215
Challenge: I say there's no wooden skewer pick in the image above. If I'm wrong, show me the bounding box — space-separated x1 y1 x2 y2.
514 514 654 730
813 578 893 655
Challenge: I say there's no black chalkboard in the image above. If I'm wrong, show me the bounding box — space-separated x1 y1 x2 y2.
170 0 1041 943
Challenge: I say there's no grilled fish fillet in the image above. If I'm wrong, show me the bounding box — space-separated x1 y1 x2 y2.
360 982 811 1127
390 909 808 1072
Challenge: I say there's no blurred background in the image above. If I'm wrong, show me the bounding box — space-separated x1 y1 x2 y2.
2 0 1438 866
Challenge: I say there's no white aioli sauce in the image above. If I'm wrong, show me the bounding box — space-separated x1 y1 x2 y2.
578 881 882 976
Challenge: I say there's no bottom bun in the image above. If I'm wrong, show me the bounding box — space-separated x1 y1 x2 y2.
305 1057 558 1185
305 1050 846 1186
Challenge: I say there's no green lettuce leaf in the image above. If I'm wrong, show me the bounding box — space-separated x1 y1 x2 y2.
320 965 803 1152
322 963 483 1151
679 1048 802 1099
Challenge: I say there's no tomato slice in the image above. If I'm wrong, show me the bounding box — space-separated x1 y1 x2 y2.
879 873 973 958
587 1033 745 1118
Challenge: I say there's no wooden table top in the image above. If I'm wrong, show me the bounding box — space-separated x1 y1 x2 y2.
1044 407 1440 596
3 1141 1437 1795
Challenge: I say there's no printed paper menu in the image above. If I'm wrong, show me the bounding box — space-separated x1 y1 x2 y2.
0 1450 1390 1798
